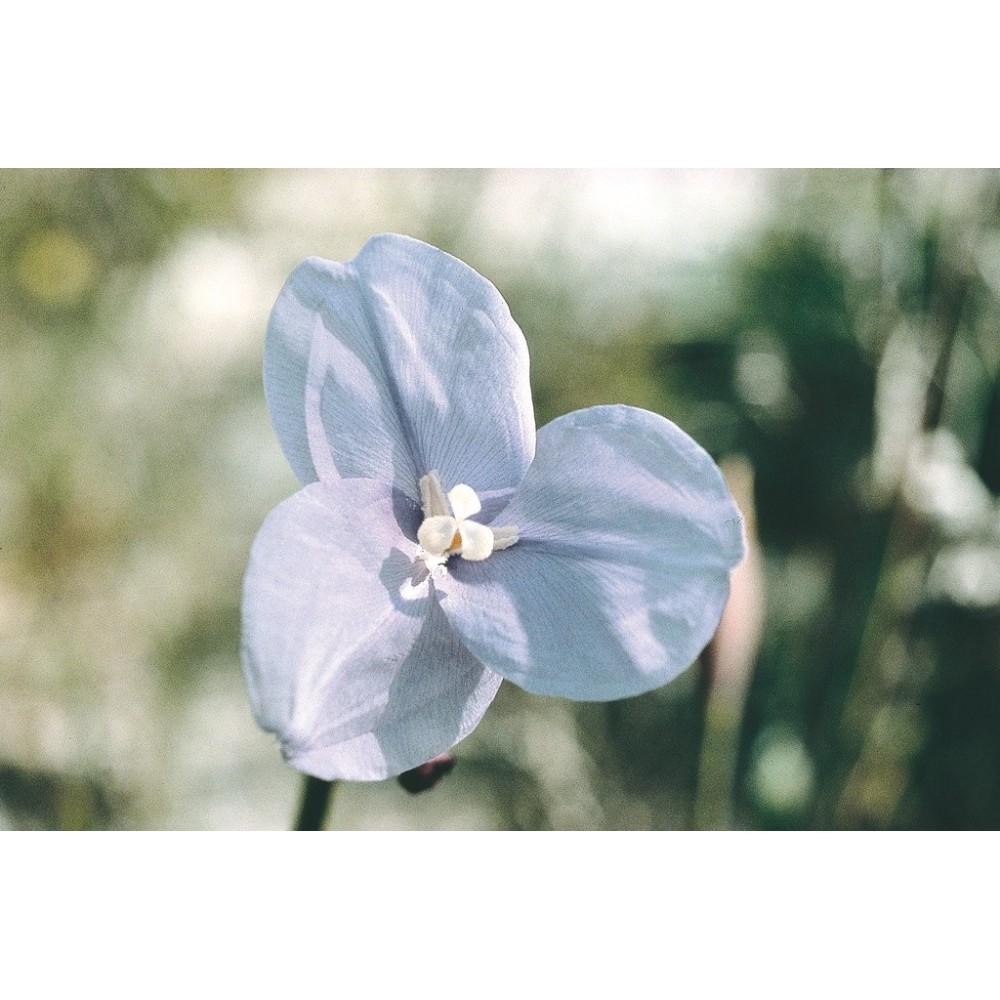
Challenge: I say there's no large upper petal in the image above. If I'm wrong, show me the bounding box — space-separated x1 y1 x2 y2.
240 477 502 781
263 234 535 510
435 405 746 700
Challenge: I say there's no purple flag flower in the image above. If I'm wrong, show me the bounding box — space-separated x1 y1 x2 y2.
241 234 745 781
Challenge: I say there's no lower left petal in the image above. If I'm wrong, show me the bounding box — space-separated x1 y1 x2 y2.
241 479 501 781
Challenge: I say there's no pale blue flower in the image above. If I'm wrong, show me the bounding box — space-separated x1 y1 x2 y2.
241 234 745 781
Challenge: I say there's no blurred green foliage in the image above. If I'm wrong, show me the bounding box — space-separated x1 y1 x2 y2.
1 169 998 829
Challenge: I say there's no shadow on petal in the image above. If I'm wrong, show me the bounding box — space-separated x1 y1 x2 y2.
391 486 423 540
379 547 433 616
284 550 502 781
370 599 501 778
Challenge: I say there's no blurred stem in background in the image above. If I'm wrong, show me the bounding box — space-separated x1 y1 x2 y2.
694 457 764 830
825 171 998 828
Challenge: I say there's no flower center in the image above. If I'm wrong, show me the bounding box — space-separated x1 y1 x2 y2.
416 471 518 571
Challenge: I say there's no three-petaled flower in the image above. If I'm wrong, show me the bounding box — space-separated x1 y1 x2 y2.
241 234 745 781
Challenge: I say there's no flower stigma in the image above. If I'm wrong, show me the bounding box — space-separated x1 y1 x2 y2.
416 471 518 572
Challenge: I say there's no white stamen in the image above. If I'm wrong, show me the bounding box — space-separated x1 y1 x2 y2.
417 515 459 556
457 520 494 560
447 483 482 520
420 469 450 518
491 526 519 550
416 471 518 570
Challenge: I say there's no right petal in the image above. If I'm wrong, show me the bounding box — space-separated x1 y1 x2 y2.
436 405 745 700
241 478 501 781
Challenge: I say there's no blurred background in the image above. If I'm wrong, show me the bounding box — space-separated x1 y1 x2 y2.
1 168 998 830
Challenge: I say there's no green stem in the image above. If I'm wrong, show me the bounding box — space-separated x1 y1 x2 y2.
293 775 337 831
693 691 745 830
